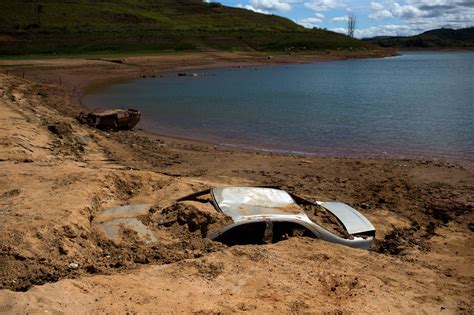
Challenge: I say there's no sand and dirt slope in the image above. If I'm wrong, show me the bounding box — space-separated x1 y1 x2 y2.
0 66 473 313
1 238 472 314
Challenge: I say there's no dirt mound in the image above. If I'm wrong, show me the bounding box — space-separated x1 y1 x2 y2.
376 226 425 255
156 201 233 238
375 201 473 256
1 202 227 292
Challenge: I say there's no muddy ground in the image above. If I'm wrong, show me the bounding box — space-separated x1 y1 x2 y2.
0 52 472 313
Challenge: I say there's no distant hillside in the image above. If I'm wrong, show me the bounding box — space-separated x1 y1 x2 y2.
363 27 474 48
0 0 371 55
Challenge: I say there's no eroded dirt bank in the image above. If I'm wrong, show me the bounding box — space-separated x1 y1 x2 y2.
0 52 472 313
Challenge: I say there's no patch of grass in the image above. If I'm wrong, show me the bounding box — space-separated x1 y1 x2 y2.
0 0 375 55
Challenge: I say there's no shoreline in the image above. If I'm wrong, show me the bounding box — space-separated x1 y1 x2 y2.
134 128 474 167
1 49 471 167
59 49 432 164
75 49 397 102
0 51 473 312
0 50 398 155
76 51 472 166
397 47 474 51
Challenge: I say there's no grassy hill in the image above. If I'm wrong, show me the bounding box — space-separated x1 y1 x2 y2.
363 27 474 49
0 0 372 55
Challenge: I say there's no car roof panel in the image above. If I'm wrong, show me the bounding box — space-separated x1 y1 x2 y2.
212 187 306 221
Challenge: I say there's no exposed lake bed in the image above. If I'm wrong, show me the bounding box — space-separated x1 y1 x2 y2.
0 51 472 313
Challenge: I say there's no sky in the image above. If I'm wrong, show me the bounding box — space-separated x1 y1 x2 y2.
204 0 474 38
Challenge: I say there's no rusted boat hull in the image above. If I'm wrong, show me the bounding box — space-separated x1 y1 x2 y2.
78 108 141 130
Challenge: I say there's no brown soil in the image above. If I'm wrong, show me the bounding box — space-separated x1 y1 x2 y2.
0 51 472 313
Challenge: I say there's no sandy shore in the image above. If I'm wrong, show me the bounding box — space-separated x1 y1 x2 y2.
0 51 472 313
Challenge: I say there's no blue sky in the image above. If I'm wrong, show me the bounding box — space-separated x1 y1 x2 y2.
205 0 474 38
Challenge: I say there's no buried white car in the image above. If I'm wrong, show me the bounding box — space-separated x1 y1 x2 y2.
179 187 376 249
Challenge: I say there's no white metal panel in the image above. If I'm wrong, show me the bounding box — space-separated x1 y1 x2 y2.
316 201 375 235
212 187 304 221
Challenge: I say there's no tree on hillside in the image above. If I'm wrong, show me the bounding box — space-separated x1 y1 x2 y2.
347 12 357 38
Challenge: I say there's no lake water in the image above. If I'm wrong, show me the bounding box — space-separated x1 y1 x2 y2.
83 51 474 160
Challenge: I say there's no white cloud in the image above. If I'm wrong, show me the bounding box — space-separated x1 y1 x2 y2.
391 3 424 18
236 3 270 14
235 0 304 13
332 15 348 22
297 11 325 28
366 0 474 31
356 24 419 37
248 0 293 12
370 2 384 11
369 9 393 19
305 0 347 12
233 0 474 37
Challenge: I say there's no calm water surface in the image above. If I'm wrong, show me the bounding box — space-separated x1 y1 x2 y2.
83 51 474 160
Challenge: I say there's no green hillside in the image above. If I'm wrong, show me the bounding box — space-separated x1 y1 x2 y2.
363 27 474 48
0 0 371 55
